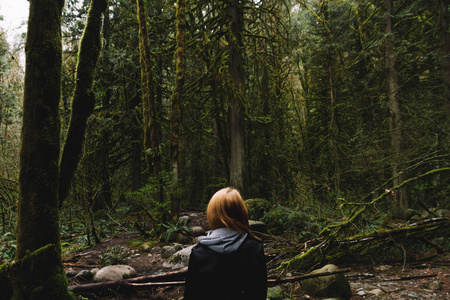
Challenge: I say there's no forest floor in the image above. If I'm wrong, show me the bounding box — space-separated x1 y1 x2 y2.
63 211 450 300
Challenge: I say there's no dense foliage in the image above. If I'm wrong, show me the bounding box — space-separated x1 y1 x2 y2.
0 0 449 255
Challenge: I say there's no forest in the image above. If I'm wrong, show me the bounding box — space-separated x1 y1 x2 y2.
0 0 449 299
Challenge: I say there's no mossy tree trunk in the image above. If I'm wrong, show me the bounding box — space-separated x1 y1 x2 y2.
227 0 246 195
15 0 73 298
136 0 160 176
59 0 108 207
170 0 186 219
14 0 107 297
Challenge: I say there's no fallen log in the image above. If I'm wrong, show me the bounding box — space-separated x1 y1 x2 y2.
277 217 450 271
68 268 350 294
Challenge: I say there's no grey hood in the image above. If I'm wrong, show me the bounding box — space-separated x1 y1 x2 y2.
198 227 247 254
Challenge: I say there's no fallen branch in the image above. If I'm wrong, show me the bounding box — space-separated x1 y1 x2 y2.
68 267 351 294
384 274 437 281
277 218 449 271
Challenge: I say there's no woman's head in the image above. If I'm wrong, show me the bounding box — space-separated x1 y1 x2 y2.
206 187 250 234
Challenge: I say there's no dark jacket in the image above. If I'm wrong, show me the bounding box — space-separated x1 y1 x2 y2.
184 236 267 300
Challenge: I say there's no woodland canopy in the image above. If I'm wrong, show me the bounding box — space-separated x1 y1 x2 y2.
0 0 449 298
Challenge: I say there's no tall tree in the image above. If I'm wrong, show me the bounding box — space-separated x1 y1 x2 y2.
384 0 408 216
13 0 74 298
227 0 246 194
59 0 108 207
439 0 450 145
170 0 186 218
11 0 107 297
136 0 160 176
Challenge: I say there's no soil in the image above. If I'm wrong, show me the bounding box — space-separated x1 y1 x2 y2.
63 211 450 300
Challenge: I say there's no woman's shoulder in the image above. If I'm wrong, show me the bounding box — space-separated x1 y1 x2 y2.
240 235 264 252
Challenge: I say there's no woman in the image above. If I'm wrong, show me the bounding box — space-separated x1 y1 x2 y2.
184 187 267 300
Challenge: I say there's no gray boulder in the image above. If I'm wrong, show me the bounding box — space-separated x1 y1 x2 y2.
92 265 137 282
190 226 206 237
162 244 183 258
301 264 351 300
163 244 195 269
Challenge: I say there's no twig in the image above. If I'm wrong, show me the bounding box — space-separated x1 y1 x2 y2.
383 274 437 281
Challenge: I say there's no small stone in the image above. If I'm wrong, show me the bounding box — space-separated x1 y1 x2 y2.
65 268 77 277
374 265 392 271
179 215 190 223
368 288 386 296
426 280 442 290
357 290 366 296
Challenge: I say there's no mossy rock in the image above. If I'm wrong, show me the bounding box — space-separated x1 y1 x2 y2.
267 286 284 300
301 264 351 300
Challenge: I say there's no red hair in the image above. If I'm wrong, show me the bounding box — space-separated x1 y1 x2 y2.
207 187 256 238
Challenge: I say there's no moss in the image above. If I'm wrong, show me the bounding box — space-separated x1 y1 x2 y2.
9 244 75 300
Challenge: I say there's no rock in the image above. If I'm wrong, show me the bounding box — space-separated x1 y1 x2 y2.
425 280 442 290
301 264 352 300
163 245 195 269
91 268 99 276
374 265 392 271
141 243 152 251
249 220 267 233
179 215 190 224
190 226 206 237
75 269 94 282
152 246 162 254
368 288 386 297
65 268 77 277
267 286 284 300
176 233 189 244
162 244 183 258
92 265 137 282
357 290 366 296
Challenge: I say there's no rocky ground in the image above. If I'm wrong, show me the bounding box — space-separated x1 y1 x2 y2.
63 211 450 299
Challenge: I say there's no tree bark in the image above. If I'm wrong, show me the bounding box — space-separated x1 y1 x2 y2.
170 0 186 219
136 0 160 176
384 0 408 217
59 0 108 207
227 0 246 195
439 0 450 145
14 0 74 298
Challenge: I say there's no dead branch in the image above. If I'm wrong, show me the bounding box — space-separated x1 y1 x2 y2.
383 274 437 281
277 218 450 272
68 267 351 294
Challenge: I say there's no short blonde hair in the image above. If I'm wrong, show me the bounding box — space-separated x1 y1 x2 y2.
207 187 252 236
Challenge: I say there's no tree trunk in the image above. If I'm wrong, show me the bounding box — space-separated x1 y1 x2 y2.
384 0 408 217
14 0 73 298
136 0 159 177
439 0 450 146
170 0 186 219
227 0 246 195
59 0 108 207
